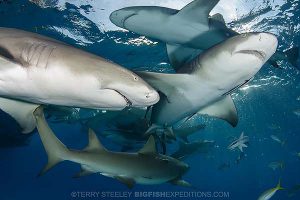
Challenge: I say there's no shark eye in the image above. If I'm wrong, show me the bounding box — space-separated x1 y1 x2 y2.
133 76 139 81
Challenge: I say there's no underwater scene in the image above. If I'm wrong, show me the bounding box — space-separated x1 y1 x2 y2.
0 0 300 199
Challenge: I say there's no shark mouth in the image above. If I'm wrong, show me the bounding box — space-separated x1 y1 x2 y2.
235 50 266 61
114 90 132 107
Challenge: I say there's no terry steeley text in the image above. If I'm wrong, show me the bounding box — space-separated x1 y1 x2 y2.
70 191 230 198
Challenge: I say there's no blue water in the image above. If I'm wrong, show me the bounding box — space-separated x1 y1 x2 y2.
0 0 300 199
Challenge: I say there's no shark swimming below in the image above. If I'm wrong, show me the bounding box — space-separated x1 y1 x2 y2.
171 140 215 160
0 28 159 133
33 107 191 188
137 32 278 133
110 0 299 70
228 132 249 152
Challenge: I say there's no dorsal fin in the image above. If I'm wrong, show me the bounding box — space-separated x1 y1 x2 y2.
210 13 225 24
176 0 220 25
84 129 106 152
166 44 202 71
138 135 157 155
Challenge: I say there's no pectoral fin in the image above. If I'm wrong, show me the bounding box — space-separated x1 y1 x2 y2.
197 95 238 127
0 97 39 133
176 0 220 25
114 176 135 189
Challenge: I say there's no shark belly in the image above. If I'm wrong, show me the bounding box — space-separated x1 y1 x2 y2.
67 151 178 185
0 62 127 110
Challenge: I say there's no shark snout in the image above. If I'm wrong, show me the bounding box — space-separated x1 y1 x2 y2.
257 32 278 55
144 89 160 105
179 162 190 173
234 32 278 62
110 9 138 28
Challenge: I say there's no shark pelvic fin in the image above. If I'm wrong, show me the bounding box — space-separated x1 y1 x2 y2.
0 97 39 133
114 176 135 189
170 179 193 188
176 0 220 26
84 129 106 152
73 165 94 178
138 135 157 155
197 95 238 127
166 44 202 70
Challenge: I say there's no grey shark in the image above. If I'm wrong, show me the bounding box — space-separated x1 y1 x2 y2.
34 107 190 188
174 124 206 142
110 0 298 69
228 132 249 152
0 28 159 133
137 33 278 131
171 140 215 160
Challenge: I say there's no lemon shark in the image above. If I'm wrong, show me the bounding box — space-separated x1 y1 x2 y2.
110 0 298 70
137 32 278 132
33 107 190 188
0 28 159 133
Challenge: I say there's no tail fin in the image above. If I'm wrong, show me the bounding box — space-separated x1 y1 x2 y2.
33 106 69 176
276 179 284 190
285 47 299 69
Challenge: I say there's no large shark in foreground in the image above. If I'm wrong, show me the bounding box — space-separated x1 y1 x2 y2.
137 32 278 132
34 107 190 188
110 0 298 69
0 28 159 133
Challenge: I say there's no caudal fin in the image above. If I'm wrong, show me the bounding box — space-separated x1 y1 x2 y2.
285 47 299 69
33 107 69 176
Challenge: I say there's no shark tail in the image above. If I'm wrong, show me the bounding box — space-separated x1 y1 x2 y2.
33 106 70 176
276 179 284 190
285 47 299 69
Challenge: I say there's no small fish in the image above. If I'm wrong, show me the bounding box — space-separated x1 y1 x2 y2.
228 132 249 152
268 161 284 171
267 124 280 130
297 96 300 101
270 135 285 146
293 109 300 117
258 179 284 200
